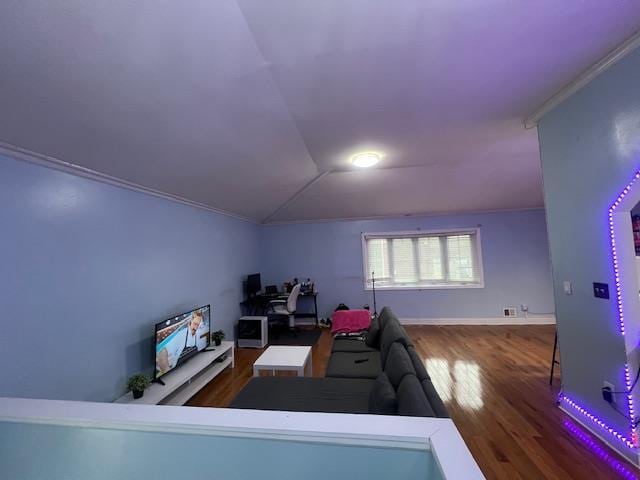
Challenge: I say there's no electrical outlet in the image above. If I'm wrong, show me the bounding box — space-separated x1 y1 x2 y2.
502 307 517 317
603 381 616 406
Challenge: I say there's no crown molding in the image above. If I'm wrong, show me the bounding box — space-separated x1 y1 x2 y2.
0 141 257 224
262 206 545 226
0 142 546 227
524 30 640 128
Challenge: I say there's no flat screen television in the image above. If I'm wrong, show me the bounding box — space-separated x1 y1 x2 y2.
154 305 210 380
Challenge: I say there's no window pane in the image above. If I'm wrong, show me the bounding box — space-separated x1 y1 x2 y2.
364 230 482 289
366 239 390 281
418 237 443 281
392 238 417 283
447 235 475 282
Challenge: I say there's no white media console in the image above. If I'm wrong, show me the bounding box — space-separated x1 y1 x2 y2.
115 341 234 406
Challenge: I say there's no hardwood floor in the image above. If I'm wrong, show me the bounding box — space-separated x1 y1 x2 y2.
188 325 639 480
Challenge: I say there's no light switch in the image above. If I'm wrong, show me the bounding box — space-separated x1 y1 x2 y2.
593 282 610 299
563 281 572 295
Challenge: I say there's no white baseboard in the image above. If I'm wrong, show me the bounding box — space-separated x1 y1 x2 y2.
400 315 556 326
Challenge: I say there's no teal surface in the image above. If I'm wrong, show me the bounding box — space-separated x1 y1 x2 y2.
0 421 440 480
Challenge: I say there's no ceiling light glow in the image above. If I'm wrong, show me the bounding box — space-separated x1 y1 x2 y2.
351 152 381 168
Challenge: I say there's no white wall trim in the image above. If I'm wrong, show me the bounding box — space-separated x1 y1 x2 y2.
0 141 257 224
0 397 434 450
0 397 485 478
524 29 640 128
400 315 556 326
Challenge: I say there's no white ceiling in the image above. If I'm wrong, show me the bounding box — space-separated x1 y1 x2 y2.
1 1 639 222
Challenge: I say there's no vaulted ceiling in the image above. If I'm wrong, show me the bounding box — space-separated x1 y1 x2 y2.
1 1 639 222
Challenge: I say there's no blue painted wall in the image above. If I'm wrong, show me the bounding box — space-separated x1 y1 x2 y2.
538 47 640 445
0 152 554 403
260 209 554 320
0 154 259 401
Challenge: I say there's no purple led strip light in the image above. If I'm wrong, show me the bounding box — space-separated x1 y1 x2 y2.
625 364 638 446
609 171 640 445
560 172 640 450
560 394 636 449
609 172 640 337
563 419 639 480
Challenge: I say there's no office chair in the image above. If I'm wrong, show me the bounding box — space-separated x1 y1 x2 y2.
267 283 301 335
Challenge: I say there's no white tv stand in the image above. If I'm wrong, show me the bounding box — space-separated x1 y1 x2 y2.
115 341 234 406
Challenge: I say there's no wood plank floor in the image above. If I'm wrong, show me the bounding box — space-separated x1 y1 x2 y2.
188 325 640 480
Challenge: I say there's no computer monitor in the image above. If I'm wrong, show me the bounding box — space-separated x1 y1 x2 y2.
246 273 261 296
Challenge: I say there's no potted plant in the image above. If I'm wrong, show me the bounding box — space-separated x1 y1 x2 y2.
126 373 150 399
212 329 225 346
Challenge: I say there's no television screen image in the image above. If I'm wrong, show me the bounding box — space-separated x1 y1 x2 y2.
155 305 210 379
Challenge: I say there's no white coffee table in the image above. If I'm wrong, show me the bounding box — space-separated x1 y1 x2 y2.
253 346 313 377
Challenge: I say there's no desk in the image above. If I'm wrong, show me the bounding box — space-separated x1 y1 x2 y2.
240 291 319 326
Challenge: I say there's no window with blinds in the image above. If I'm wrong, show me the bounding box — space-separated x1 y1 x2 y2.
362 229 483 289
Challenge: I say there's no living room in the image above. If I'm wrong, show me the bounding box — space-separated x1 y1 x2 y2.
3 2 640 479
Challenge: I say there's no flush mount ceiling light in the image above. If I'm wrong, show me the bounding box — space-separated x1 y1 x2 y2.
351 152 381 168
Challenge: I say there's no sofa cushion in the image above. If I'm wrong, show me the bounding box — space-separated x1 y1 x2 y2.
377 306 394 332
406 346 430 381
380 320 412 366
229 377 374 414
397 374 436 417
325 351 382 379
384 342 415 388
421 379 449 418
369 373 398 415
332 337 378 353
364 315 381 348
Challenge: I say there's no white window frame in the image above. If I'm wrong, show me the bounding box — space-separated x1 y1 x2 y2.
361 228 485 291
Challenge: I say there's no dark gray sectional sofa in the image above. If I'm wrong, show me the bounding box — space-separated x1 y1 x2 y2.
230 306 448 418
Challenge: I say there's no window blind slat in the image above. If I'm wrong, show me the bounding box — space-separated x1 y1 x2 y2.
447 235 475 282
418 237 443 281
366 238 390 281
391 238 417 283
